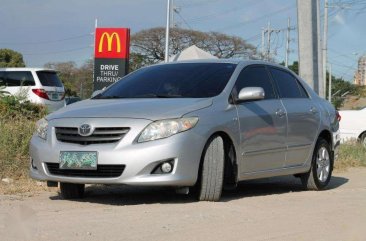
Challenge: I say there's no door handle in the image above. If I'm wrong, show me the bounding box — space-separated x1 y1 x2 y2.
275 109 285 117
310 107 318 114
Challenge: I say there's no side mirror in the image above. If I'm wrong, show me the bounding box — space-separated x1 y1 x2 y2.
237 87 265 102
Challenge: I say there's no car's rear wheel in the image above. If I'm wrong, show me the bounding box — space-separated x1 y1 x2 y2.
360 133 366 148
60 182 85 199
301 138 333 190
198 135 225 201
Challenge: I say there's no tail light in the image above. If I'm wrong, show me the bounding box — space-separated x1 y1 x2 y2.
32 89 49 100
336 111 341 122
60 92 65 100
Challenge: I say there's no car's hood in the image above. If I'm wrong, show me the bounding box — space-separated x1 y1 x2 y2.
47 98 213 121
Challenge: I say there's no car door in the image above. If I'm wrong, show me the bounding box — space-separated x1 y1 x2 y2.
233 65 287 173
269 67 320 167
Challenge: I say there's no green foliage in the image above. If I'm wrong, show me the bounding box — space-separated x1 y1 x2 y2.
279 61 299 74
325 74 360 109
288 61 299 74
44 60 93 99
0 49 26 67
335 143 366 170
0 96 47 178
0 86 10 98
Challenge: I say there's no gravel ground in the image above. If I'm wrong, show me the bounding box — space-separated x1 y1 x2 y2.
0 168 365 241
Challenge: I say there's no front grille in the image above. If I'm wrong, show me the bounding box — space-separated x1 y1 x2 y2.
55 127 129 145
46 163 125 178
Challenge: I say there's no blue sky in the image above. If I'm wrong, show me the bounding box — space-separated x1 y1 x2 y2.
0 0 365 81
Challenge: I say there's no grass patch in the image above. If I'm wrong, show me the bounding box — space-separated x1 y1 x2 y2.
0 96 47 180
335 143 366 170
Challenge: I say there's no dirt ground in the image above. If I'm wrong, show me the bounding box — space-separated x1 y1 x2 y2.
0 168 365 241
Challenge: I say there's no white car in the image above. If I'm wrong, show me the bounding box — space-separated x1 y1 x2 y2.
339 107 366 146
0 68 66 112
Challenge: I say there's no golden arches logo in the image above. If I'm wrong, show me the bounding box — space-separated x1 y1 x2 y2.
98 32 121 53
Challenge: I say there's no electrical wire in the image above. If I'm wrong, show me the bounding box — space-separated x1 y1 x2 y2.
214 4 296 32
22 46 91 56
0 33 92 45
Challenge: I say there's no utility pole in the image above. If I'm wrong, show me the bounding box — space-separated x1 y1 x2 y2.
170 0 175 28
285 17 295 67
322 0 328 99
328 64 332 102
164 0 171 63
297 0 321 94
261 28 265 60
262 22 281 61
317 0 324 98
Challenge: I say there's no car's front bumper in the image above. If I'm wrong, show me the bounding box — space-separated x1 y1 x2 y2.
29 118 206 186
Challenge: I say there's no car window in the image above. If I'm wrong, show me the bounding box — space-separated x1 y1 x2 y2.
36 71 63 87
0 72 5 86
5 71 35 86
234 66 276 100
96 63 237 99
269 68 308 98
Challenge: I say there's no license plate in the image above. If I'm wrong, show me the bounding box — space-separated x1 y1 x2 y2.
59 151 98 170
51 93 59 100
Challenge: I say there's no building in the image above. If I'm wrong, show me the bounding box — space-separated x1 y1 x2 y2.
354 55 366 86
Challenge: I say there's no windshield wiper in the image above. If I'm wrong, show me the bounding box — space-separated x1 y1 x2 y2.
93 95 124 99
130 93 183 98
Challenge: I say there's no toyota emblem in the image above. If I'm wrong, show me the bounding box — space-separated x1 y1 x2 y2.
79 124 92 136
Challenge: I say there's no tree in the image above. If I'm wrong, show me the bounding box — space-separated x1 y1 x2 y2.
44 61 78 96
130 27 258 70
280 61 299 74
0 49 25 67
44 60 94 98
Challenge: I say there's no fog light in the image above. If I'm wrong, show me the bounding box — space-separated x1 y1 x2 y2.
161 162 173 173
31 158 38 170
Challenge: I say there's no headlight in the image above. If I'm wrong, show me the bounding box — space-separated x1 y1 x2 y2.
36 118 48 140
138 117 199 143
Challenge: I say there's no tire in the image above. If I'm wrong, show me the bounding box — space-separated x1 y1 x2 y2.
360 133 366 148
198 135 225 201
301 138 333 190
60 182 85 199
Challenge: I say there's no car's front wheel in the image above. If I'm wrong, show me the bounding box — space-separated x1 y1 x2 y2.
60 182 85 199
301 138 333 190
197 135 225 201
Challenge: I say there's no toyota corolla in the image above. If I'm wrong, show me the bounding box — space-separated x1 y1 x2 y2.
30 60 340 201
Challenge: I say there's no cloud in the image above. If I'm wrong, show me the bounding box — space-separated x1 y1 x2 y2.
333 13 345 25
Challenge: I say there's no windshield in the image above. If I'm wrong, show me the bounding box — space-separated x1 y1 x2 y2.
94 63 237 99
36 71 63 87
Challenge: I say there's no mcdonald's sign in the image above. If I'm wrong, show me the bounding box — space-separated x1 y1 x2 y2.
94 28 130 91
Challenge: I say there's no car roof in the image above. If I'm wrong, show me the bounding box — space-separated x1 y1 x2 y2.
0 67 55 72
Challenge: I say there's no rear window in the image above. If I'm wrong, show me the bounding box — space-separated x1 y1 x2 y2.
0 71 35 86
36 71 63 87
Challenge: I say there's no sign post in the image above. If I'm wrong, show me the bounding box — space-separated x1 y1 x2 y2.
94 28 130 91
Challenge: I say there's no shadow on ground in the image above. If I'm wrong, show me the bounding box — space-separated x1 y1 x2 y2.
49 175 348 205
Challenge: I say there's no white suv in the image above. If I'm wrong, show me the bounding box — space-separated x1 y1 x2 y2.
0 68 66 112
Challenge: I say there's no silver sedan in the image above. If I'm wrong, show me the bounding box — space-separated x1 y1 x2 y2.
30 60 340 201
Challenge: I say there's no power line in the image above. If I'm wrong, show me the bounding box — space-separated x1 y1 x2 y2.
0 33 91 45
176 11 193 30
215 4 296 32
22 46 91 56
184 0 259 24
178 0 225 8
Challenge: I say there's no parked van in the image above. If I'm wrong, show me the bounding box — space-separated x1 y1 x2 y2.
0 68 65 112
